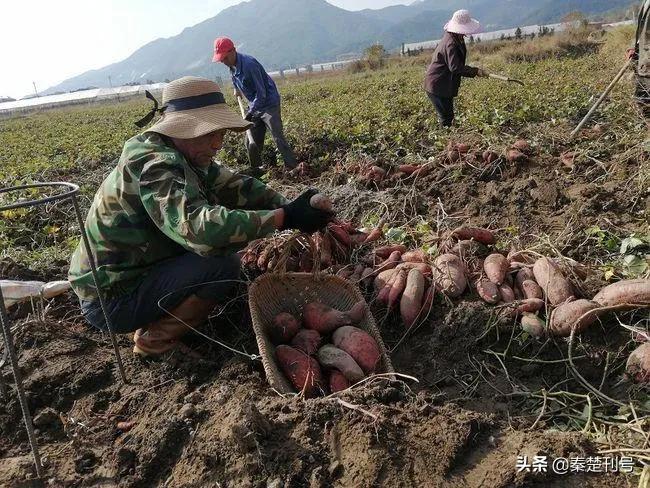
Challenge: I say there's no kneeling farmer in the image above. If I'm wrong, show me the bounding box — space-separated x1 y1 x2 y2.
68 76 331 356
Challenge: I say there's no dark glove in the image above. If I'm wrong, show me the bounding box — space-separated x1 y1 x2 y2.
281 189 333 233
245 111 261 123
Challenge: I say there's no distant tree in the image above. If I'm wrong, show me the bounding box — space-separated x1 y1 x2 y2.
530 32 535 40
515 27 522 39
500 33 506 40
364 44 386 70
306 64 313 73
279 69 285 79
469 35 475 44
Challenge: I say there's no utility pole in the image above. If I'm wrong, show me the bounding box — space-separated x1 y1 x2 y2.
32 81 39 97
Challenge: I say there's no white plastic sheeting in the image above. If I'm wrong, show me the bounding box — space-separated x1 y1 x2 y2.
0 83 166 118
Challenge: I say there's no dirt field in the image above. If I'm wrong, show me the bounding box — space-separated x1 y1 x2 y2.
1 127 648 487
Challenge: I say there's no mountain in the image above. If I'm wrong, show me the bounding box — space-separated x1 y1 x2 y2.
43 0 635 95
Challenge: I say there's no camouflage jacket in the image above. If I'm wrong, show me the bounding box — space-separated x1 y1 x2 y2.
69 132 288 301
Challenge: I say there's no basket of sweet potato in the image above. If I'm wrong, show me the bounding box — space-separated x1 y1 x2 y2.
249 272 395 397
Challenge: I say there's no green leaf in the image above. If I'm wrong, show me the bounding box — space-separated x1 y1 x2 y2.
620 237 645 255
386 227 406 243
622 255 648 276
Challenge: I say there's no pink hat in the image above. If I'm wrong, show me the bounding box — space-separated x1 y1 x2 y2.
444 9 481 35
212 37 235 62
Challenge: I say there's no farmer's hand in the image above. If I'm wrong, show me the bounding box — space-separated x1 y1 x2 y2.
245 111 262 123
626 48 637 61
281 189 334 233
476 68 489 77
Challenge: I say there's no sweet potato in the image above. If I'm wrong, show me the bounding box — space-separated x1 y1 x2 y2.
299 252 314 273
502 298 545 318
303 301 365 334
521 280 543 300
432 254 467 298
506 148 526 163
448 149 461 162
350 232 369 246
313 232 332 267
456 143 471 154
484 254 509 285
374 268 398 292
549 299 601 337
256 243 273 271
388 268 409 309
310 193 333 212
514 268 536 290
533 257 575 306
450 227 496 245
499 284 516 303
475 277 500 304
350 264 365 282
592 279 650 307
512 139 530 153
375 245 407 259
332 326 381 374
516 298 545 313
328 224 352 247
397 164 420 175
317 344 365 383
276 345 324 397
290 329 322 355
482 151 499 164
560 151 577 169
361 267 375 287
626 343 650 383
269 312 300 345
400 269 426 328
329 370 350 392
378 250 402 272
520 313 545 338
401 249 429 263
364 219 385 244
396 262 432 276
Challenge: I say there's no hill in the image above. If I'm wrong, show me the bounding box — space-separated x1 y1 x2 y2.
43 0 634 94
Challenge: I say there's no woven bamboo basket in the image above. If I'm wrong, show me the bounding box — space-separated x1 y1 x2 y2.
249 272 395 394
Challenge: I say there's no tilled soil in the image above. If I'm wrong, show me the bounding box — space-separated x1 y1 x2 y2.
1 138 647 487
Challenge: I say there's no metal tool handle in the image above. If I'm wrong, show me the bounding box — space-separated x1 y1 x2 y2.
570 58 632 138
236 94 255 145
488 73 509 82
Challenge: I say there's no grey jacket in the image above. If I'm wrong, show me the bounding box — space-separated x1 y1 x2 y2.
424 31 479 98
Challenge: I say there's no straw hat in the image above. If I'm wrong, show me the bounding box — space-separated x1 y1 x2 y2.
444 9 481 35
137 76 252 139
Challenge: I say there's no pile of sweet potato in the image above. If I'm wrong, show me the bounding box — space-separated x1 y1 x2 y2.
445 138 533 166
270 301 383 397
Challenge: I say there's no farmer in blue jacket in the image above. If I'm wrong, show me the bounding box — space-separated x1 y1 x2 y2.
213 37 298 171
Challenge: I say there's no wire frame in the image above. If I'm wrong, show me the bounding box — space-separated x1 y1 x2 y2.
0 182 128 479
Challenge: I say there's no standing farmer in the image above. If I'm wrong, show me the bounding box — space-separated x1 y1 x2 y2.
212 37 298 171
424 10 487 127
627 0 649 117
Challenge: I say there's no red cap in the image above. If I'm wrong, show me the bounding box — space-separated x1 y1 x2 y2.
213 37 235 62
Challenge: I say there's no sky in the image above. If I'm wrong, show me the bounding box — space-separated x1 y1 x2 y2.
1 0 412 99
